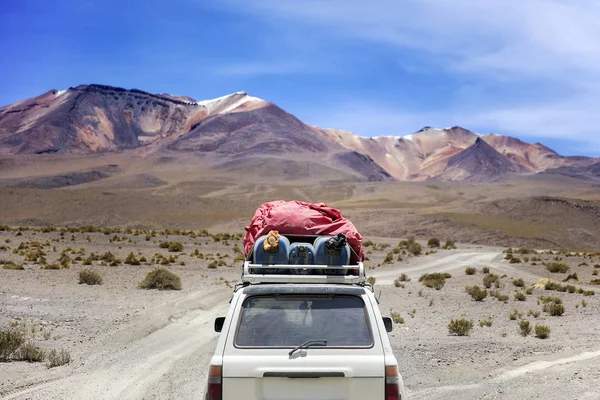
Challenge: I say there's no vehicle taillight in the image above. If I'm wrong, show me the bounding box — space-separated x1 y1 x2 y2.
385 365 401 400
206 365 222 400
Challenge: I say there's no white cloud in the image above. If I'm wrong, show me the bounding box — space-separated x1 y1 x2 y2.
216 0 600 153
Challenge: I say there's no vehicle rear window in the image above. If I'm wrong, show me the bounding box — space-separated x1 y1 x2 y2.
235 295 373 348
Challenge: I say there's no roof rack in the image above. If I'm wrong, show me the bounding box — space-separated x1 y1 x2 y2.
241 261 366 285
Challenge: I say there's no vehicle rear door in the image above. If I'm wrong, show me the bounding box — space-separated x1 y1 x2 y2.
221 286 385 400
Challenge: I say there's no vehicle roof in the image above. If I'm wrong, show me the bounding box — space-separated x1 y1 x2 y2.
241 284 367 296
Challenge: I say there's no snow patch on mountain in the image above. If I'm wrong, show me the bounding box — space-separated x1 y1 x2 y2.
193 91 264 114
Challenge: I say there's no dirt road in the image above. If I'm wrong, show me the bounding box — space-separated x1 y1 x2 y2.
3 302 228 400
2 248 599 399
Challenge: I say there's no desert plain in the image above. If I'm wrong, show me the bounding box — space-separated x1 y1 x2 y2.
1 154 600 400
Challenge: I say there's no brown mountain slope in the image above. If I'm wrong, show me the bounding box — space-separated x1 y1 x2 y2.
540 161 600 182
481 134 562 171
169 104 333 155
316 126 598 181
2 85 598 183
435 137 525 182
0 85 392 182
0 85 266 154
313 127 423 179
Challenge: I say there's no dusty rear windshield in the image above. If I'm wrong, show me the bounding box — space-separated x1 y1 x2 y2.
235 295 373 348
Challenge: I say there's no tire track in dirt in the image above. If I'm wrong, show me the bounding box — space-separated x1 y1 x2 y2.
408 347 600 399
2 302 229 400
371 251 501 285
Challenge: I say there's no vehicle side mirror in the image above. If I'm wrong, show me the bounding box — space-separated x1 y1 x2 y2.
214 317 226 332
383 317 393 332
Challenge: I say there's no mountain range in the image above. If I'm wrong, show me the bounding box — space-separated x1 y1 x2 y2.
1 84 598 183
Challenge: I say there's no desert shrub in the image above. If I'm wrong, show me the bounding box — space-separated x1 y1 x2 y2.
509 257 522 264
419 272 451 281
465 266 476 275
583 290 595 296
590 279 600 285
397 273 409 282
593 270 598 276
391 311 404 324
25 249 46 264
101 252 116 262
518 320 532 337
168 242 184 252
508 309 522 320
543 303 565 316
420 273 449 290
448 318 473 336
482 266 490 274
124 252 140 265
514 292 526 301
483 274 499 289
479 316 493 327
527 309 540 318
159 241 170 249
79 269 103 285
139 268 182 290
207 261 218 269
18 342 46 362
534 324 550 339
393 279 405 288
408 242 422 256
539 296 562 305
465 285 488 301
443 239 456 250
546 263 570 273
525 287 534 295
367 276 376 285
427 238 440 248
46 348 71 368
40 264 62 270
383 253 394 264
581 300 588 307
0 329 25 361
1 261 24 270
58 253 71 268
512 278 525 287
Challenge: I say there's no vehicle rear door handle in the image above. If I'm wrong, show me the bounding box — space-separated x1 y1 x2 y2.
263 372 345 378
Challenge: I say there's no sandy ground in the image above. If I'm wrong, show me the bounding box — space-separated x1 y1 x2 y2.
1 231 599 399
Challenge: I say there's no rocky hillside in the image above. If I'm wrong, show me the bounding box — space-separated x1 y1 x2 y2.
1 84 598 183
435 137 525 182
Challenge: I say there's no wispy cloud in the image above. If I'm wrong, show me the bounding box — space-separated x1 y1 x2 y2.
216 0 600 153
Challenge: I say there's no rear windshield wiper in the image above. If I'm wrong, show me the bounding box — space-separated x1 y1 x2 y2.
289 339 327 357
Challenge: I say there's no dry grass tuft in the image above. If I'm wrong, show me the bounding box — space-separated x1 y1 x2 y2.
448 318 473 336
79 269 103 285
534 324 550 339
46 348 71 368
518 320 532 337
139 268 182 290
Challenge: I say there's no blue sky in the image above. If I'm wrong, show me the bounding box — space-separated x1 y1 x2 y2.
2 0 600 156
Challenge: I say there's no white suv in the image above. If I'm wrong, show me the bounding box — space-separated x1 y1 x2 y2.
205 262 406 400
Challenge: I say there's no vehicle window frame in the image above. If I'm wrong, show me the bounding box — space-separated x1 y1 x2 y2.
233 294 375 349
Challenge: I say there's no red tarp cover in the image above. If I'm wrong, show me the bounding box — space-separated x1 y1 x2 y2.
244 200 364 263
